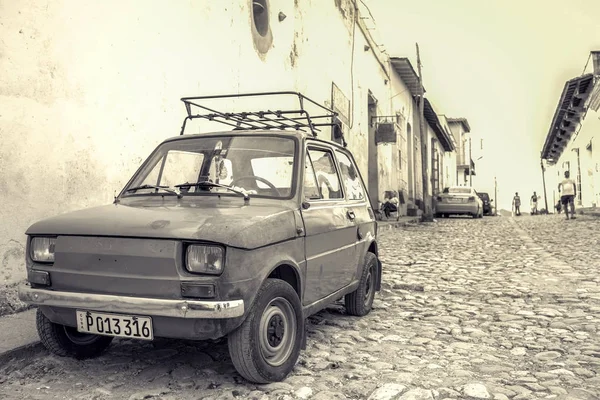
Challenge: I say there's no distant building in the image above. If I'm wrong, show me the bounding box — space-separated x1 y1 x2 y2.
541 51 600 209
447 117 474 186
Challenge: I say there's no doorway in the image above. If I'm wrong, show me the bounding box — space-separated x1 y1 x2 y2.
367 92 379 210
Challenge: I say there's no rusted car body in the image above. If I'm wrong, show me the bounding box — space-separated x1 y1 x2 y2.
18 92 382 384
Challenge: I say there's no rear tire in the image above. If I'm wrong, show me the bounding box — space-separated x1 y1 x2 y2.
228 279 303 384
345 252 378 316
36 309 113 359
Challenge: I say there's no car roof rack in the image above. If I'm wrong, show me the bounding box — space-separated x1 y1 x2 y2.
179 91 339 139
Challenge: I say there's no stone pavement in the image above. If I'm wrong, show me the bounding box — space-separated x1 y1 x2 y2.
0 214 598 399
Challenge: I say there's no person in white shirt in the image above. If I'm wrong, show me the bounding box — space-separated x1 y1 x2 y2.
381 190 399 219
530 191 539 215
558 170 577 220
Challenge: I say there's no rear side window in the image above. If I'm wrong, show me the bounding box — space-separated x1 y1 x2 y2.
306 148 342 200
335 151 366 201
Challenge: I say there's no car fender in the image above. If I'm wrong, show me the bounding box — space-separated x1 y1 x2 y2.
364 238 382 292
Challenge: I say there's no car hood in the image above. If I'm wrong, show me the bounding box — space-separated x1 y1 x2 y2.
26 200 300 249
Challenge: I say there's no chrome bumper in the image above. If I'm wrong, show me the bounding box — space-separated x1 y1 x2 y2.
18 284 245 319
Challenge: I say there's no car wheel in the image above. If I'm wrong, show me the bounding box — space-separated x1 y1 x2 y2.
228 279 303 384
345 252 378 317
36 309 113 359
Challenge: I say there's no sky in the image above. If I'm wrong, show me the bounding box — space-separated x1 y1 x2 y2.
365 0 600 211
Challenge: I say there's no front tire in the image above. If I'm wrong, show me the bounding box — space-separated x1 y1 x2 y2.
36 309 113 359
345 252 378 316
228 279 303 384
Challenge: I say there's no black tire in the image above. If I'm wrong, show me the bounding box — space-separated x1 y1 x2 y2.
228 279 303 384
345 252 378 316
36 309 113 359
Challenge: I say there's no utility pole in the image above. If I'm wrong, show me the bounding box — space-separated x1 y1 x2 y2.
469 137 473 187
416 43 432 222
494 177 498 215
541 158 549 214
574 147 582 206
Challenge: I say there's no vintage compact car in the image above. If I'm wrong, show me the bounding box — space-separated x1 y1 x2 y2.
434 186 484 218
18 92 382 384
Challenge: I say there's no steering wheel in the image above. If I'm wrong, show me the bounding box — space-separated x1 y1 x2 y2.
230 175 282 197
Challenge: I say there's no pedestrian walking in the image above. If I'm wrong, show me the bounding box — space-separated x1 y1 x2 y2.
530 191 539 215
558 171 577 220
512 192 521 216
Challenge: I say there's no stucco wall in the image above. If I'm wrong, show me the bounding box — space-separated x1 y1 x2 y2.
0 0 400 284
549 107 600 208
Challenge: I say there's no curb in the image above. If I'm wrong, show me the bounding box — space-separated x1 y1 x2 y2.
378 217 420 232
0 341 45 368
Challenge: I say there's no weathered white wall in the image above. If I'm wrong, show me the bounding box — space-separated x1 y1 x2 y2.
550 107 600 208
0 0 400 283
438 115 457 189
387 70 415 213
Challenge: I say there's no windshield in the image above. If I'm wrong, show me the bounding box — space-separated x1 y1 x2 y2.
123 135 297 199
478 193 490 200
444 187 472 194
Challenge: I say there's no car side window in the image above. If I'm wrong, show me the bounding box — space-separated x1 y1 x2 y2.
306 148 343 200
335 151 366 201
303 154 321 200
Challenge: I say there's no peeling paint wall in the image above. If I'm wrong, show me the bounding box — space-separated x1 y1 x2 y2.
0 0 405 284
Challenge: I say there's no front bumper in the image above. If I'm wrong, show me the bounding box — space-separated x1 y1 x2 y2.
18 284 245 319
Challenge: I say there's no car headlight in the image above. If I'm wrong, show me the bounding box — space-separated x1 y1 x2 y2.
185 245 224 275
30 237 56 263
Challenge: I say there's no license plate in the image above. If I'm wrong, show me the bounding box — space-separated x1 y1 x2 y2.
447 198 464 203
76 310 153 340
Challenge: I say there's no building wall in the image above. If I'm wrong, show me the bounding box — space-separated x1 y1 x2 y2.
411 108 424 203
382 67 416 214
547 106 600 208
0 0 397 284
438 115 457 189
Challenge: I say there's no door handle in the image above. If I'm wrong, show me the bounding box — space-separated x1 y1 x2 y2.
347 210 356 220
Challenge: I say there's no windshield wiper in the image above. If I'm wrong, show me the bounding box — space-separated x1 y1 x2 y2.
126 184 182 198
174 181 250 202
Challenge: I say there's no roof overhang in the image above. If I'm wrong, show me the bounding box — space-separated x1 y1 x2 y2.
447 117 471 133
424 98 455 152
541 73 595 164
390 57 425 96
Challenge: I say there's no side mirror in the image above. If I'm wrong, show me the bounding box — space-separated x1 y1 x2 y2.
490 199 494 202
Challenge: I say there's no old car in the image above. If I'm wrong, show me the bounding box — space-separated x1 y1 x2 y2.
477 191 493 215
434 186 484 218
18 92 382 384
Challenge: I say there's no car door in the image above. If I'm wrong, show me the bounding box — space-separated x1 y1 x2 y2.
300 144 357 305
334 149 376 282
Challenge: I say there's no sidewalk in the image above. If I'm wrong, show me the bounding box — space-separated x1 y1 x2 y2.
578 206 600 217
0 308 44 365
378 215 421 232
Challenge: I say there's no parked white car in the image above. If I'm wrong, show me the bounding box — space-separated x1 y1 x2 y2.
435 186 484 218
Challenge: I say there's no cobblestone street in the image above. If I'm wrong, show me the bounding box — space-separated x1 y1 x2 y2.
1 215 599 400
